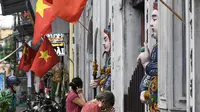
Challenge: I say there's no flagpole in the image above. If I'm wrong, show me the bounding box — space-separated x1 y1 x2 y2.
78 21 93 35
159 0 185 24
0 38 32 63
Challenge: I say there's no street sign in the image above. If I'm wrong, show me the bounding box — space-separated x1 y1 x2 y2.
46 33 66 56
52 42 65 56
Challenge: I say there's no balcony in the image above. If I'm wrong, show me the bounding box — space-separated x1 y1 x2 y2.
0 0 27 15
0 0 35 37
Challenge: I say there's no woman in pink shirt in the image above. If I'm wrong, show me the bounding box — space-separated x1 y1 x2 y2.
66 77 86 112
39 80 45 95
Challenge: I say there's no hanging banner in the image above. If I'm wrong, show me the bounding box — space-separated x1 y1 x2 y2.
0 74 5 90
46 33 66 56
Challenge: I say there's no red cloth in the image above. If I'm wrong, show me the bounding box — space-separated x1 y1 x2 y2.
18 43 36 72
33 0 56 45
39 81 44 89
31 37 60 78
66 91 81 112
52 0 88 23
81 102 101 112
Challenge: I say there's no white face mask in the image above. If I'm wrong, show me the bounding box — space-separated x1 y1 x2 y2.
13 85 20 91
98 103 102 107
98 101 106 109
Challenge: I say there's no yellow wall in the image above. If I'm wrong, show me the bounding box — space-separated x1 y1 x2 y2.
0 29 13 43
0 29 13 39
69 23 74 82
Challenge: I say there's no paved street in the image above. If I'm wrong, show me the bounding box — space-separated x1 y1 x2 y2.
16 104 26 112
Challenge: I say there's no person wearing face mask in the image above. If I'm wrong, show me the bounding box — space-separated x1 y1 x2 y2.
81 90 115 112
6 74 21 112
66 77 86 112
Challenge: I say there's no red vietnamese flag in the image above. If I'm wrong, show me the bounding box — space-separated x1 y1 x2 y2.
53 0 88 23
33 0 56 45
31 37 60 78
18 43 37 72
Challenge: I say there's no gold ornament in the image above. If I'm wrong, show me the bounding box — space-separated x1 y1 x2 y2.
52 69 62 82
106 65 111 75
100 78 106 86
92 60 98 74
52 68 69 82
150 76 158 92
62 69 69 82
147 76 159 112
100 67 105 75
144 91 151 100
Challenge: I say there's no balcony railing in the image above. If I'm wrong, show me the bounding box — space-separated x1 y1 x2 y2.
124 62 145 112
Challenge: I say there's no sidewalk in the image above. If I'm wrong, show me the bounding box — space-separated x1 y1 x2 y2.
16 104 26 112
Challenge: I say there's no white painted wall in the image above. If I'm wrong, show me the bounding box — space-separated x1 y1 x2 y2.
123 0 143 94
194 0 200 111
111 0 124 111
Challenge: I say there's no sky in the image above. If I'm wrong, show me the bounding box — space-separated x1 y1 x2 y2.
0 4 14 29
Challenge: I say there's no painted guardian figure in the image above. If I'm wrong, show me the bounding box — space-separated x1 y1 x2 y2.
137 1 158 112
90 25 112 91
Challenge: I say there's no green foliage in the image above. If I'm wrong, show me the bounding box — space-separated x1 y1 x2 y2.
0 36 16 63
0 90 12 112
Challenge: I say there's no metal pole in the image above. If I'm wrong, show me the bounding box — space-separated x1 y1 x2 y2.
78 21 92 35
159 0 185 24
93 28 98 98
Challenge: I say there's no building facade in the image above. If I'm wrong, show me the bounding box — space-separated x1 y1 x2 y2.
74 0 144 110
74 0 200 112
3 0 200 111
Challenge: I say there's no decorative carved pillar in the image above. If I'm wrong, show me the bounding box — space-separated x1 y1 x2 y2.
188 0 200 111
158 0 186 111
186 0 194 111
111 0 124 111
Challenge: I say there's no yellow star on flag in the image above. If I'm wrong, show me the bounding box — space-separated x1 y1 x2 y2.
22 46 29 56
39 50 51 62
36 0 50 18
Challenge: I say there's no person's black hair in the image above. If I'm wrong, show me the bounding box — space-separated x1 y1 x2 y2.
95 90 115 107
69 77 83 91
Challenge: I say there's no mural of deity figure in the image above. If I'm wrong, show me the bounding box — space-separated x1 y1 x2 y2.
90 25 111 91
137 1 158 112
